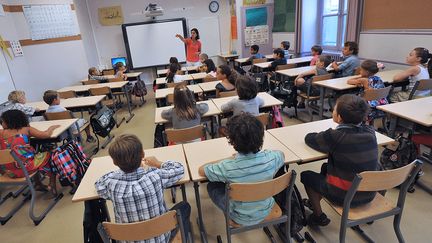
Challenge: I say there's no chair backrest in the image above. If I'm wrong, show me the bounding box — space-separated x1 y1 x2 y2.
102 69 115 75
409 79 432 100
165 125 205 144
101 210 180 242
108 77 124 82
58 90 77 99
83 79 100 85
255 113 269 128
166 93 174 105
312 73 334 82
252 58 267 64
218 90 237 98
203 76 218 82
167 81 187 88
0 149 14 165
229 171 294 202
356 161 420 192
90 86 111 96
362 86 392 102
44 110 74 120
276 63 296 71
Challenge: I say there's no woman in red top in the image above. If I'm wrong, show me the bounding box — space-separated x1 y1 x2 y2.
176 28 202 67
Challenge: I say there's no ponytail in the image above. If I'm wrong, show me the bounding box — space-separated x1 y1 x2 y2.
166 63 180 83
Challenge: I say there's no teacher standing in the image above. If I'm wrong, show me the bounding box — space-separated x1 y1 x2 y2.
175 28 202 67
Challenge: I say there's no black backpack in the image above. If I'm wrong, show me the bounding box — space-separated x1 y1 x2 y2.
380 134 417 170
248 72 269 92
154 124 166 148
90 106 116 138
131 80 147 97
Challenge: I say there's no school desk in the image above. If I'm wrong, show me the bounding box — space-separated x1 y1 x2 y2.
197 81 221 93
72 144 190 203
80 72 142 84
154 84 203 107
157 66 198 77
27 95 106 113
267 119 394 163
190 72 208 81
253 56 314 72
183 132 301 242
234 54 275 66
219 53 240 68
154 100 220 124
155 75 194 85
276 65 316 79
211 92 283 112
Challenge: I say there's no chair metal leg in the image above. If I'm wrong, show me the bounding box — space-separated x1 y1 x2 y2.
393 214 405 243
171 187 177 203
28 183 64 225
350 226 375 243
0 192 30 225
263 227 277 243
339 221 348 243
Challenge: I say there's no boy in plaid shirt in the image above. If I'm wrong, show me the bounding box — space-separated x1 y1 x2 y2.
95 134 191 242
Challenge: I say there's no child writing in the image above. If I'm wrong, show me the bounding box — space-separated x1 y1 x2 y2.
7 90 39 118
390 47 432 102
161 84 209 129
43 90 95 143
347 59 388 107
166 63 184 83
215 65 237 95
331 41 360 77
88 67 108 83
198 113 285 226
0 110 59 196
281 41 290 60
95 134 191 242
221 75 264 116
301 94 379 226
310 45 323 66
114 62 128 81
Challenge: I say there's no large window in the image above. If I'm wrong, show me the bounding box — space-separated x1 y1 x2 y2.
320 0 348 51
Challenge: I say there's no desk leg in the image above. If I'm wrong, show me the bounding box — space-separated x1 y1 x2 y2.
123 86 135 123
181 184 188 202
193 182 208 243
388 116 398 138
210 116 216 139
319 86 325 119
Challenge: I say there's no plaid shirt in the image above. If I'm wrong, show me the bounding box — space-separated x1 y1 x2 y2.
95 161 184 243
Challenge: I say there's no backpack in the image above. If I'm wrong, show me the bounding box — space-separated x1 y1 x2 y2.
90 106 116 138
248 72 268 92
50 140 91 187
131 80 147 97
271 82 298 117
271 106 284 128
154 124 166 148
84 199 110 243
380 135 417 170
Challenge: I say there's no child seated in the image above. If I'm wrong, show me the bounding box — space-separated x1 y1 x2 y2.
331 41 360 77
95 134 191 242
247 44 266 62
199 59 217 77
310 45 323 66
347 59 388 108
301 94 379 226
6 90 40 119
199 113 285 226
161 84 209 129
221 75 264 116
268 48 287 71
281 41 290 60
295 55 332 96
114 62 128 81
215 65 237 94
88 67 108 83
166 63 184 83
43 90 95 143
199 53 209 64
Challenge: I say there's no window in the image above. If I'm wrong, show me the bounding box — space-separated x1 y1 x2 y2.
320 0 348 51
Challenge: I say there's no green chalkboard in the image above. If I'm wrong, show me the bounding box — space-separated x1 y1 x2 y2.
273 0 296 32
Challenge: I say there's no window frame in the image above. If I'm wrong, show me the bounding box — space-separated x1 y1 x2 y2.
319 0 348 51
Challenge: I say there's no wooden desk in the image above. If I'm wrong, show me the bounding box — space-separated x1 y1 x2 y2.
198 81 221 93
276 66 316 78
72 144 189 202
234 54 274 65
155 84 203 99
190 72 208 80
377 69 403 83
219 53 240 61
80 72 142 83
253 56 314 70
154 100 221 124
211 92 283 111
157 66 198 77
154 75 194 85
58 81 129 93
27 95 106 112
377 97 432 127
267 119 394 163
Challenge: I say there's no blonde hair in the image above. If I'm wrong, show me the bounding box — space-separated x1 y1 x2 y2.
8 90 26 103
109 134 143 173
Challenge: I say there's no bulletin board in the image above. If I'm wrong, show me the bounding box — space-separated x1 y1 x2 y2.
273 0 296 32
241 4 274 56
362 0 432 30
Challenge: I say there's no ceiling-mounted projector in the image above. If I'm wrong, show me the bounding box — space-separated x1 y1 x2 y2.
144 3 164 18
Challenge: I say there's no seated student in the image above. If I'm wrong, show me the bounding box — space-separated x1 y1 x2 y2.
331 41 360 77
310 45 323 66
199 53 209 64
247 44 266 62
215 65 237 94
295 55 332 96
221 75 264 116
347 59 388 108
88 67 108 83
95 134 191 242
43 90 95 143
166 63 184 83
7 90 39 118
169 56 182 70
390 47 432 102
281 41 291 60
198 113 285 226
0 110 59 196
200 59 217 77
301 94 379 226
114 62 128 81
268 48 287 71
161 84 209 129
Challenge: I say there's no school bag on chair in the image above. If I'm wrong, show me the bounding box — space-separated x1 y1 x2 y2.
248 72 269 92
131 80 147 97
271 82 298 118
90 105 116 138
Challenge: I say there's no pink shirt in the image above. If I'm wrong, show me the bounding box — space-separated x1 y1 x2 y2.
185 38 201 62
310 55 319 66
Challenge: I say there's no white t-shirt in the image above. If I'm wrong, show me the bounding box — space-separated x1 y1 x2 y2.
173 75 184 83
410 65 430 97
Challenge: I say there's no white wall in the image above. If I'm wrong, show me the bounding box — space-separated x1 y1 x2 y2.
300 0 318 54
273 32 295 50
0 0 90 101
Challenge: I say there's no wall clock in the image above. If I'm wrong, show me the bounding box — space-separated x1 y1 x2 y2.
209 1 219 13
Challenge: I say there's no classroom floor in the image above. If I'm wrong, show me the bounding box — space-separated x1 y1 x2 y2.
1 87 431 243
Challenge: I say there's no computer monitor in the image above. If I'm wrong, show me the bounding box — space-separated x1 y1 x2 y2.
111 57 127 68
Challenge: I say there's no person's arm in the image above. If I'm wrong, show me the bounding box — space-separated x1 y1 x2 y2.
161 108 173 121
197 41 202 56
144 156 185 188
220 99 235 113
304 128 341 153
198 155 235 179
393 66 419 82
175 34 187 44
347 77 368 87
18 104 36 116
28 125 60 139
295 69 316 81
331 61 340 71
257 96 265 107
197 103 209 115
94 172 114 200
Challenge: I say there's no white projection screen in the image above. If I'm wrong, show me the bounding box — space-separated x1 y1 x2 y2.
122 18 187 69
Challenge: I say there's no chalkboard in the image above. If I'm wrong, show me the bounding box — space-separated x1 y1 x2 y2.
273 0 296 32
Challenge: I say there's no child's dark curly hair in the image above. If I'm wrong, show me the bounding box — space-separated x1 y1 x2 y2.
0 110 29 130
226 113 264 154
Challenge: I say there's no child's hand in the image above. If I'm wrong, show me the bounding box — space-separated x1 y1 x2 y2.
46 125 61 135
331 62 338 68
144 156 162 168
175 34 181 38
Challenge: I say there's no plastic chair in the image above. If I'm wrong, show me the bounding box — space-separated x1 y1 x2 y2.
362 86 392 133
217 90 237 98
82 80 99 85
58 90 77 99
44 110 90 142
256 113 270 129
167 81 187 88
408 79 432 100
102 69 115 75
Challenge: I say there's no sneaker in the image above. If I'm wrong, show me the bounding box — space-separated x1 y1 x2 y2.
86 136 96 143
307 213 331 226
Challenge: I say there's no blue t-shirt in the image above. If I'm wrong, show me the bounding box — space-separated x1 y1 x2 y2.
338 55 360 77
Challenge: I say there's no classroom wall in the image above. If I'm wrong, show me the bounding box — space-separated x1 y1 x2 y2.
0 0 90 101
273 33 295 50
299 0 318 54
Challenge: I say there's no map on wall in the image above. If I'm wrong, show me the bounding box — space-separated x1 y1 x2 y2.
23 4 78 40
98 6 124 26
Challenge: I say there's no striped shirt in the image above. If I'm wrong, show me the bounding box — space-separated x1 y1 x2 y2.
204 150 285 226
95 161 184 243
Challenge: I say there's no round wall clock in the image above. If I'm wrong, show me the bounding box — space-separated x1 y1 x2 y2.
209 1 219 13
